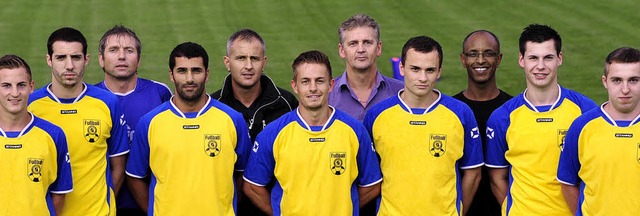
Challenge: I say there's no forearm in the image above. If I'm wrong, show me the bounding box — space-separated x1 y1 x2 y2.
110 155 126 196
561 184 579 214
461 168 481 215
358 182 381 207
243 181 273 216
51 193 65 214
127 176 150 213
488 168 509 205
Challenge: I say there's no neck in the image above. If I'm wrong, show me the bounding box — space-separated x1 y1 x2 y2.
231 81 261 108
172 94 209 113
50 82 85 99
463 78 500 101
524 84 559 106
299 105 332 126
604 103 640 121
345 66 378 90
401 90 438 109
0 111 31 132
104 74 138 94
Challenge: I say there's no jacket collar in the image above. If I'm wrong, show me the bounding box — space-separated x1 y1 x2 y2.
217 74 282 102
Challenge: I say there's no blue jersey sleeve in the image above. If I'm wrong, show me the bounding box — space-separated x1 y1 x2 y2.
557 117 585 185
107 99 129 157
50 129 73 193
354 124 382 187
126 120 151 178
485 107 510 167
459 108 484 169
243 131 276 186
233 114 251 171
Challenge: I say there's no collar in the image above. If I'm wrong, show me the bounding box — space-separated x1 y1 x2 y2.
0 112 35 138
523 84 562 112
335 70 386 90
600 102 640 127
295 105 336 131
217 74 282 101
397 89 442 114
99 78 139 96
46 82 88 104
169 95 212 118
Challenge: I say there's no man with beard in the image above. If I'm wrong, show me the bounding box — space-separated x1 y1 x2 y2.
28 27 129 216
453 30 512 216
95 25 172 216
243 50 382 215
126 42 251 215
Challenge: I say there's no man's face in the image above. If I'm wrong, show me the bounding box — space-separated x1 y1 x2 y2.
338 27 382 72
519 40 562 89
291 63 334 111
224 39 266 89
461 32 502 84
99 34 140 80
46 41 88 88
170 57 209 102
603 62 640 115
400 49 441 98
0 67 34 115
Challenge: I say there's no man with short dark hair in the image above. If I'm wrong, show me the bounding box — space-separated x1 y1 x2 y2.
453 30 512 216
29 27 129 216
0 54 72 215
364 36 483 215
95 24 172 215
126 42 251 215
558 47 640 215
244 50 382 215
485 24 597 215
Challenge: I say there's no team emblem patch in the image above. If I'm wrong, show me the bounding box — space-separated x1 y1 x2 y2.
557 129 568 150
83 119 101 143
429 134 447 157
330 152 346 175
204 134 221 157
27 158 44 182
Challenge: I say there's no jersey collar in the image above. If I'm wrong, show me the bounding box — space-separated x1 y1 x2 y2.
522 84 562 113
169 95 212 118
295 105 336 132
0 112 35 138
396 89 442 115
46 82 88 104
99 78 139 96
600 102 640 127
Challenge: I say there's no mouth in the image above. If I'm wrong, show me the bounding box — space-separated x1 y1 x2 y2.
472 67 489 74
240 72 255 78
355 56 368 61
533 73 548 79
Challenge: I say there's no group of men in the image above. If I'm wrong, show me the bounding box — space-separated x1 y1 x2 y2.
1 12 638 216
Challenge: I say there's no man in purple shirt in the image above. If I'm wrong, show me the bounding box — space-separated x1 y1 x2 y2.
329 14 404 121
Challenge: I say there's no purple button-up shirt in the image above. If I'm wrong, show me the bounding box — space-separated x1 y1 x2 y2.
329 71 404 121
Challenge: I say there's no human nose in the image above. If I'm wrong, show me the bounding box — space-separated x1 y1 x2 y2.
622 81 631 94
65 58 75 70
244 59 254 70
117 49 125 59
476 53 487 64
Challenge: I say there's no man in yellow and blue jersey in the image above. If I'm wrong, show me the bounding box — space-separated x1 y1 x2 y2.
485 24 597 215
243 50 382 216
95 25 172 216
28 27 129 216
364 36 483 215
558 47 640 215
125 42 251 215
0 54 72 215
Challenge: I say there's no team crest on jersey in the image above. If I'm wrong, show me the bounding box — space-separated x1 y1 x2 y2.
204 134 221 157
330 152 346 175
27 158 43 182
557 129 568 150
84 119 101 143
429 134 446 157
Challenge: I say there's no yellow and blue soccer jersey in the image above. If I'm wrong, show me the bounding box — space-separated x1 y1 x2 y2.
485 86 597 215
0 114 72 215
557 104 640 215
28 83 129 216
363 90 483 216
244 107 382 216
125 96 251 216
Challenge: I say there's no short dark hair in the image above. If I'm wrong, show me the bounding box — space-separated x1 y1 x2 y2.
401 36 443 68
0 54 32 80
291 50 332 81
462 30 500 53
98 25 141 57
338 14 380 44
519 24 561 56
47 27 88 56
604 47 640 76
169 42 209 70
227 29 265 55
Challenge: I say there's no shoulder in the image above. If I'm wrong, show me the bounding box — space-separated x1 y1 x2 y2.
440 94 474 113
31 116 65 136
210 89 222 99
140 78 171 92
276 86 297 103
561 86 598 109
571 107 603 129
209 99 244 120
29 86 50 103
366 95 400 118
381 74 404 90
334 110 367 132
85 84 119 103
139 102 172 124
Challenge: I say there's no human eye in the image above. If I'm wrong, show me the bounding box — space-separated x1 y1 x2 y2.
611 78 622 83
126 48 135 54
71 55 83 61
410 66 420 72
55 55 66 61
176 68 187 73
466 52 479 58
236 56 246 61
629 77 640 84
484 51 497 58
250 56 260 62
108 48 118 53
1 83 10 88
348 41 357 47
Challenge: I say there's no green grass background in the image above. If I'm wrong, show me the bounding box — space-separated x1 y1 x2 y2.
1 0 638 103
